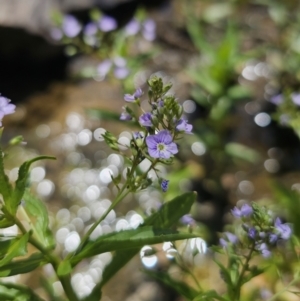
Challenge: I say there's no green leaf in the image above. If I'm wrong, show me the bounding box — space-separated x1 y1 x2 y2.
0 253 45 277
188 70 222 96
99 192 196 288
72 227 197 265
22 190 55 248
145 270 198 300
10 156 55 215
225 143 261 163
214 259 232 287
209 97 232 120
0 282 45 301
227 85 252 100
0 238 19 259
57 260 72 276
0 232 30 267
0 149 13 208
0 217 14 229
144 192 197 228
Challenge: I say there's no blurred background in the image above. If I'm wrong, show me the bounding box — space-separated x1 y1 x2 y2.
2 0 300 300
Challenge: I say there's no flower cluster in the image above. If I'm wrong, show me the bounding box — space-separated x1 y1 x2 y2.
124 18 156 41
0 96 16 127
220 203 292 257
51 14 117 41
97 57 129 80
106 76 192 192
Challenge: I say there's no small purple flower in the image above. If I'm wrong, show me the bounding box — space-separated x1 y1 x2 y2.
248 228 256 239
84 22 98 36
161 179 169 192
97 60 112 78
220 232 238 247
181 214 195 225
120 111 132 121
133 132 144 140
270 93 300 106
139 113 152 127
274 218 292 240
146 130 178 159
142 19 156 41
125 19 140 36
257 243 271 258
124 88 143 102
0 96 16 126
99 16 117 32
231 204 253 218
62 15 81 38
269 233 278 244
176 119 193 134
114 67 129 79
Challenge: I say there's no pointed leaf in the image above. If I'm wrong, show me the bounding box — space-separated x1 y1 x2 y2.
72 227 197 265
0 217 14 229
22 190 55 248
214 259 232 287
57 260 72 276
0 238 19 259
0 232 30 267
0 282 45 301
99 192 196 288
225 143 261 163
0 149 13 206
10 156 55 215
0 253 45 277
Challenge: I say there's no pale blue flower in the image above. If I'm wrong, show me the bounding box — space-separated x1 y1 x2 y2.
0 96 16 126
139 113 152 127
220 232 238 247
62 15 81 38
125 19 140 36
120 111 132 121
142 19 156 41
146 130 178 159
274 218 292 240
84 22 98 36
231 204 253 218
124 88 143 102
99 16 117 32
176 119 193 134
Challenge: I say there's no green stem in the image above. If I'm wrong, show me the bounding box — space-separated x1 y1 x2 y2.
69 155 143 258
14 217 80 301
72 186 131 256
232 244 255 301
